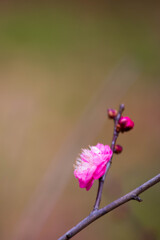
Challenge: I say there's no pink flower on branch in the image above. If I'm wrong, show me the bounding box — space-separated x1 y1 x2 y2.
74 143 112 191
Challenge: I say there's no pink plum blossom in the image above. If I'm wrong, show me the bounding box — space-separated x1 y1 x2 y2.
74 143 112 191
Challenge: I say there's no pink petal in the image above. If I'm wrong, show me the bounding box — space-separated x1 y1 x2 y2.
93 164 106 179
86 178 94 191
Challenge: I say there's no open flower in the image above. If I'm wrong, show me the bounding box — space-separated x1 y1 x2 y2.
74 143 112 190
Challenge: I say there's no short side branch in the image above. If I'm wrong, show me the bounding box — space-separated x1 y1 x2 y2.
93 104 125 210
58 173 160 240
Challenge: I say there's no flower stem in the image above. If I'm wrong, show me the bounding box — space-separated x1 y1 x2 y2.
93 104 125 210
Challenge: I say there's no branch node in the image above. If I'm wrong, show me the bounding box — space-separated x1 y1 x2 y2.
66 232 71 239
132 195 143 202
92 207 98 212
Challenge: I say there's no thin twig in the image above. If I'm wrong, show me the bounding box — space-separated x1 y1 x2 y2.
58 173 160 240
93 104 125 210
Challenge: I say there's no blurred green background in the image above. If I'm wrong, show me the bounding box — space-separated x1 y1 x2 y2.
0 1 160 240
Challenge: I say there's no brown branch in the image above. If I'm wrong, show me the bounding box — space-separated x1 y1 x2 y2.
93 104 125 210
58 173 160 240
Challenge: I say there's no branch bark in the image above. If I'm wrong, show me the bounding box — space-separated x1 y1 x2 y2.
58 173 160 240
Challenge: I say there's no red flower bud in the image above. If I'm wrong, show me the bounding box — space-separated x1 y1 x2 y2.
107 108 118 119
114 144 123 154
118 116 134 132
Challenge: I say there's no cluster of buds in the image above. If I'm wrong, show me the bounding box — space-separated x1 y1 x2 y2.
108 107 134 154
108 108 134 133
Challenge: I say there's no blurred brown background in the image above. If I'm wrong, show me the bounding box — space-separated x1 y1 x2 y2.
0 1 160 240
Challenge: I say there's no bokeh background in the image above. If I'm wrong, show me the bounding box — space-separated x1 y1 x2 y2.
0 1 160 240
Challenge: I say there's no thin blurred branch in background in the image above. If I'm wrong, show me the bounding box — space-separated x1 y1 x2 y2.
11 58 139 240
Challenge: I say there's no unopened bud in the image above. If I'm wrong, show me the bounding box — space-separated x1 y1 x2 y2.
107 109 118 119
116 123 121 132
118 116 134 132
114 144 123 154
